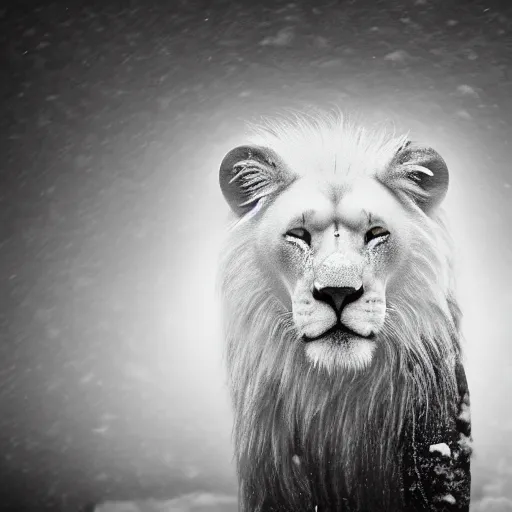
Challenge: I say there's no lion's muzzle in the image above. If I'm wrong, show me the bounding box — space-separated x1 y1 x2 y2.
312 284 364 317
301 320 374 343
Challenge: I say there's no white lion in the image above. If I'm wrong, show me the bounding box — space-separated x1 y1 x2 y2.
218 112 471 512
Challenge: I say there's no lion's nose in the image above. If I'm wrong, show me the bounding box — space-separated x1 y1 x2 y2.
312 285 364 315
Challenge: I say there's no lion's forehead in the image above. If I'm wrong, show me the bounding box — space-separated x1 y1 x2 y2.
271 176 406 231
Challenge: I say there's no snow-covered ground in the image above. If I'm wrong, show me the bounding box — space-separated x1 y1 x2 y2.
96 493 237 512
1 0 511 510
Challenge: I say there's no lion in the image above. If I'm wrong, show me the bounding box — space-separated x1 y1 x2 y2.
217 112 471 512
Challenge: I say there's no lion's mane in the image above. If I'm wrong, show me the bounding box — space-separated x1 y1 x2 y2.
218 113 463 512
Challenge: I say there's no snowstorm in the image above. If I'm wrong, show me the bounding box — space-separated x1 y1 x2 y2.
0 0 511 511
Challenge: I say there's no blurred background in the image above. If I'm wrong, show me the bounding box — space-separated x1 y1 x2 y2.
0 0 511 510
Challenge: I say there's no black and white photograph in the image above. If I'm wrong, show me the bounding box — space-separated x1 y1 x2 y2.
0 0 511 510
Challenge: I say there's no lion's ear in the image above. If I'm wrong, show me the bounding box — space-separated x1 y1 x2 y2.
385 141 449 212
219 145 290 217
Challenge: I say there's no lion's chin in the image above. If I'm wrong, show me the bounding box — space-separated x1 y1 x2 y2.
304 333 377 373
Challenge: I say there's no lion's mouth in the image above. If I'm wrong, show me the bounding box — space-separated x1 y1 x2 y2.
302 323 374 344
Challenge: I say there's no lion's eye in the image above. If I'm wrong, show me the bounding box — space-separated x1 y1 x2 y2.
365 226 390 245
285 228 311 246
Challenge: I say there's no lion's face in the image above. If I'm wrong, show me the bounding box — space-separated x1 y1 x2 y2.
219 119 450 374
254 175 412 370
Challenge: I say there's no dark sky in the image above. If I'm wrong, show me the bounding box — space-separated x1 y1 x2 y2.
1 0 511 511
